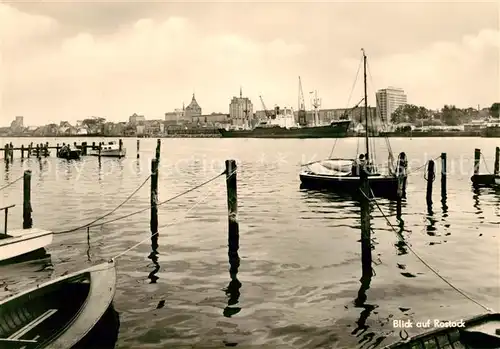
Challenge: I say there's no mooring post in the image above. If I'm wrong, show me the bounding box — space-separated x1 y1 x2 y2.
119 139 123 152
494 147 499 176
27 143 31 158
150 158 159 237
23 170 32 229
441 153 447 199
3 144 7 161
359 166 372 278
98 142 102 158
137 139 140 158
21 144 24 159
473 148 481 175
155 139 161 161
9 143 13 161
35 144 40 159
426 160 435 207
225 160 239 270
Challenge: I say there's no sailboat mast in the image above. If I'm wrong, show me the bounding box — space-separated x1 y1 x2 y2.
363 49 369 162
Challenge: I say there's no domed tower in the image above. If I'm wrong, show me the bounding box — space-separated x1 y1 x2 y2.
185 93 202 120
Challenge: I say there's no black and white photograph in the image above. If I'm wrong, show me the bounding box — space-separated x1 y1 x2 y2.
0 1 499 348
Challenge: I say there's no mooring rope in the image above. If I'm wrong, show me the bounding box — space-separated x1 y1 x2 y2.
54 170 227 234
110 168 236 261
54 174 152 234
480 153 492 174
0 175 23 192
361 187 494 313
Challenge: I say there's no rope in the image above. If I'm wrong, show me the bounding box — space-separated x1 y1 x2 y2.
363 186 494 313
54 174 152 234
54 170 226 234
0 175 23 192
111 168 236 261
480 153 491 174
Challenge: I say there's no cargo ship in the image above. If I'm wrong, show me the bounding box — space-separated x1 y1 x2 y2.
218 85 352 138
218 119 351 138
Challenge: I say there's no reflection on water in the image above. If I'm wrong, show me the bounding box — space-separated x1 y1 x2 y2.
1 137 499 349
74 303 121 349
472 186 484 224
223 210 242 318
148 234 160 284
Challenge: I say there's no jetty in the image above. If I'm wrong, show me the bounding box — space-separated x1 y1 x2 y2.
2 139 129 160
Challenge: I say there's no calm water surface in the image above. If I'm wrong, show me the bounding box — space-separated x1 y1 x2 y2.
0 137 499 348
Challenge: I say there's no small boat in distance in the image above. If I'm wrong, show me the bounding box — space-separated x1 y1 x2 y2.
57 144 81 160
299 49 407 200
0 227 54 263
383 312 500 348
0 260 117 348
88 141 126 158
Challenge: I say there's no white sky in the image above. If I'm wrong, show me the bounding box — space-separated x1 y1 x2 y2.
1 1 499 126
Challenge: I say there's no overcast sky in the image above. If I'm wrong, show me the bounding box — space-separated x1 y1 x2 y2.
1 1 499 126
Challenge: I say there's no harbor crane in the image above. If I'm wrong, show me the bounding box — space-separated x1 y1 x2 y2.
298 76 307 126
259 95 275 119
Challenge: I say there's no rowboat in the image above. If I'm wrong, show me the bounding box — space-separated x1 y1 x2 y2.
384 312 500 348
57 145 81 160
0 228 54 263
0 260 117 348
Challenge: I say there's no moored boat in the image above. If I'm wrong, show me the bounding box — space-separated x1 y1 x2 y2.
88 141 126 158
57 145 81 160
383 312 500 348
0 228 53 263
299 49 407 200
0 260 117 348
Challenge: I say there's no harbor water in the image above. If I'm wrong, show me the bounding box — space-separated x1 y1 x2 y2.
0 137 498 348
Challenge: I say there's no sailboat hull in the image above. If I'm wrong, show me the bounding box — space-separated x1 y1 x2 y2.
299 171 403 200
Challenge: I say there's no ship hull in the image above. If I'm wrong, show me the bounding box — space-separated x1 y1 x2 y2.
218 121 351 138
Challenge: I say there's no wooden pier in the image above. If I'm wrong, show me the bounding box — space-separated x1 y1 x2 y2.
2 139 130 160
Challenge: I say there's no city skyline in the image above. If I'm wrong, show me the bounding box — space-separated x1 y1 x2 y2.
1 1 498 126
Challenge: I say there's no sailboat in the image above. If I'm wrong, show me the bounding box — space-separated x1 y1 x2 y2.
299 49 408 200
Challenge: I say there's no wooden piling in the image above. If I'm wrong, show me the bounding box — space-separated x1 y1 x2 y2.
35 144 40 159
225 160 239 268
23 170 32 229
474 148 481 175
20 144 24 159
155 139 161 161
137 139 140 158
119 139 123 152
9 143 13 161
27 143 32 158
426 160 435 207
3 144 7 161
98 143 102 158
359 166 372 279
440 153 447 200
150 159 159 237
494 147 499 176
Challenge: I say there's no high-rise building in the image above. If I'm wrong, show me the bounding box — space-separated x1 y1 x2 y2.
229 87 253 127
376 87 407 122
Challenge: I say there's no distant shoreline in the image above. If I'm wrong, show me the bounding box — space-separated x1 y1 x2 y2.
0 132 498 139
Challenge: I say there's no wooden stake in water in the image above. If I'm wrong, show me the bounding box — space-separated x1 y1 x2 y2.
225 160 239 265
150 159 159 237
137 139 140 159
21 145 24 159
23 170 32 229
155 139 161 161
441 153 447 200
359 166 372 279
426 160 435 207
494 147 499 176
473 148 481 175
